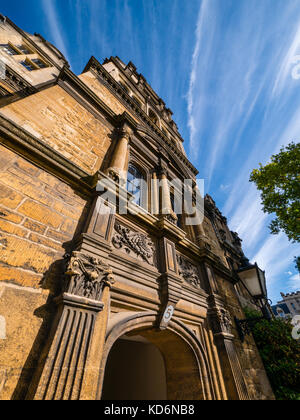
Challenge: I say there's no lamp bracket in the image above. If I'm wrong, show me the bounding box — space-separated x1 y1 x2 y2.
234 316 264 342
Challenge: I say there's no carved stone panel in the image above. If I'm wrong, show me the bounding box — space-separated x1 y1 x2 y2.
211 307 233 334
112 222 155 265
65 251 115 301
177 255 202 289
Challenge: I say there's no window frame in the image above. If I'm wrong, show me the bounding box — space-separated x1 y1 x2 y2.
15 44 33 55
148 108 159 126
1 43 19 56
31 58 48 69
20 59 36 72
126 163 147 209
20 57 48 71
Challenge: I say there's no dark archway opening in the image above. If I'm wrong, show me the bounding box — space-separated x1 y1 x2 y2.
102 335 167 400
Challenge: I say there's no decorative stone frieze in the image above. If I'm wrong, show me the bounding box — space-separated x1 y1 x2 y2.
112 222 155 265
65 251 115 301
2 66 36 96
177 255 202 289
211 307 233 334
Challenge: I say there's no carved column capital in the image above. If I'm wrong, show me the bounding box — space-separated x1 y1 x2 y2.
65 251 115 301
118 130 131 142
210 307 233 335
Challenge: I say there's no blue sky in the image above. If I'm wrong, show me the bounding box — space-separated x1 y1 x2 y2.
1 0 299 303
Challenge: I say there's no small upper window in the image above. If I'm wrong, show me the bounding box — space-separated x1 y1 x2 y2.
149 109 158 126
2 44 18 56
132 96 142 108
20 60 35 71
119 81 129 94
16 45 32 55
127 163 146 208
31 58 47 69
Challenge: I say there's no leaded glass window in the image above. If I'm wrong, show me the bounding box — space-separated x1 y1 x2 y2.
127 164 145 207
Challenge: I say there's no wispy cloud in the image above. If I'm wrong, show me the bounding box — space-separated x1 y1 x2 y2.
272 16 300 97
288 273 300 291
41 0 70 64
187 0 211 158
186 0 300 302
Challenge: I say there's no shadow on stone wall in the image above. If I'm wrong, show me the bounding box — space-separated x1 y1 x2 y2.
11 197 92 400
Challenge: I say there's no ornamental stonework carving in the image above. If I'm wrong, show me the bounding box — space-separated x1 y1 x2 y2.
176 255 202 289
211 308 232 334
65 251 115 301
112 222 155 265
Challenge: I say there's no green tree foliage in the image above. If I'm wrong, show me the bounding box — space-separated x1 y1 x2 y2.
250 142 300 243
244 307 300 400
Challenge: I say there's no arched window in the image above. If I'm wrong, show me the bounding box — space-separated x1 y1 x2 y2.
127 163 146 208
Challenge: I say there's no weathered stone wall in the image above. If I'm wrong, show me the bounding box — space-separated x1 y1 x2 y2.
0 85 112 174
0 144 88 399
79 71 138 122
216 275 274 400
202 216 229 267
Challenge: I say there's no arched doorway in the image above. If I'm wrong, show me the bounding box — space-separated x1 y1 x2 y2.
102 334 167 400
99 312 213 400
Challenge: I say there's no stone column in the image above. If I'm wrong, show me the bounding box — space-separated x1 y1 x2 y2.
151 171 159 215
28 195 116 400
30 252 115 400
158 169 177 223
194 214 206 244
209 304 250 400
160 172 172 215
192 185 206 244
107 129 130 183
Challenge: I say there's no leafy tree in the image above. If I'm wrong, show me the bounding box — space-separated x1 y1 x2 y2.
244 307 300 400
250 142 300 266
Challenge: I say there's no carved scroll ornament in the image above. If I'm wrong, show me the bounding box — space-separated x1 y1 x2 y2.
212 308 233 334
112 223 155 265
65 251 115 301
177 255 202 289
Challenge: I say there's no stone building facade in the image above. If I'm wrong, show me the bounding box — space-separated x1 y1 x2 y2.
0 16 274 400
272 291 300 319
